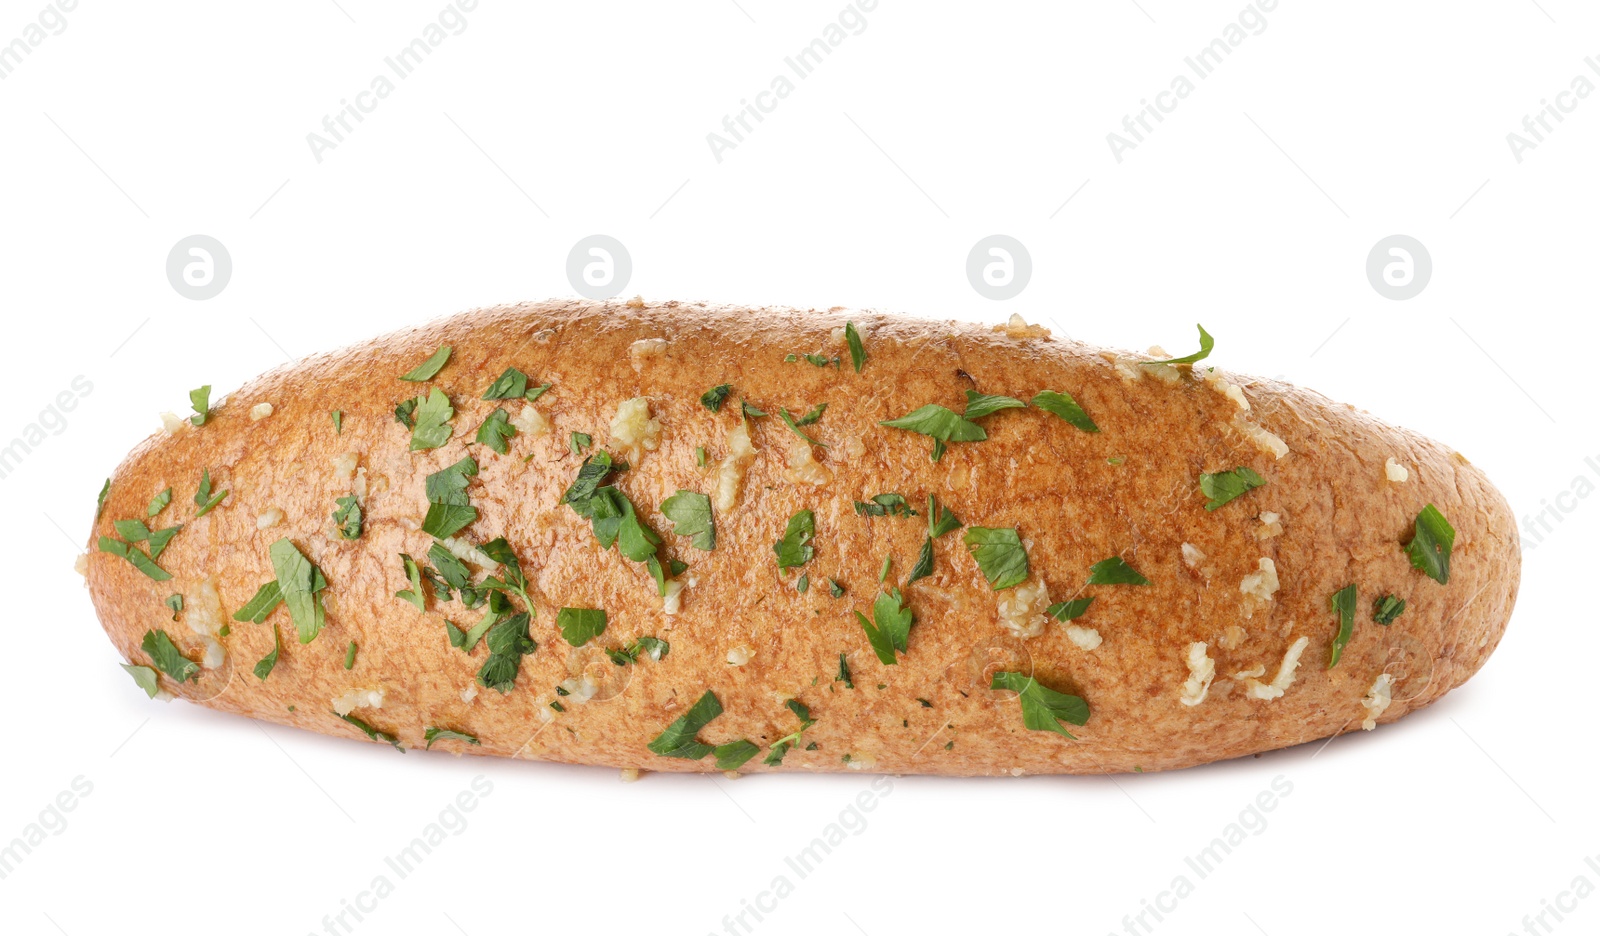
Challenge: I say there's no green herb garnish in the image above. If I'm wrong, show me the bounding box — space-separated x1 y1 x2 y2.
474 407 516 454
990 671 1089 739
332 495 362 540
141 629 198 684
477 612 535 694
96 479 110 519
400 345 452 381
713 739 761 771
1148 325 1214 365
482 366 546 401
1403 504 1455 585
701 384 733 412
844 322 865 373
147 487 172 517
164 593 183 620
335 711 403 751
253 624 282 680
193 468 228 517
421 456 479 539
1087 556 1149 586
773 509 815 569
408 387 455 450
856 588 915 665
344 641 357 670
1328 584 1357 668
661 490 715 550
764 699 817 766
424 727 480 749
271 538 328 643
963 527 1028 590
571 431 592 454
779 407 827 447
1031 390 1098 432
97 536 171 581
557 607 607 647
188 385 212 426
1198 467 1266 511
1047 597 1094 621
122 664 160 698
854 494 916 518
1373 595 1406 625
331 409 343 434
961 390 1026 420
880 404 985 462
647 690 724 759
836 652 854 688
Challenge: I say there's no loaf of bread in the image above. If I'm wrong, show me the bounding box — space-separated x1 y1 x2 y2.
84 300 1519 775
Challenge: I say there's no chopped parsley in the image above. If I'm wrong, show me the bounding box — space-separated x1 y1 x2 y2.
479 538 535 608
854 494 916 518
233 581 283 623
764 699 817 766
963 527 1028 590
1328 584 1357 668
96 479 110 519
1087 556 1149 586
961 390 1026 420
421 456 479 539
647 690 724 759
408 387 455 450
797 573 810 593
164 593 183 620
557 607 607 647
253 624 282 680
477 612 536 694
147 487 172 517
193 468 229 517
97 535 171 581
845 321 865 373
836 652 854 688
661 490 715 550
713 739 761 771
424 727 480 749
879 404 985 462
856 588 914 665
344 641 357 670
990 671 1089 739
1030 390 1098 432
1148 325 1214 365
122 664 160 698
482 366 548 401
571 431 592 454
271 538 329 643
335 711 403 751
400 345 452 381
332 495 362 540
778 407 827 447
908 536 934 584
141 629 198 684
474 408 516 454
928 495 962 538
878 554 892 582
1198 467 1266 511
785 352 839 368
1373 595 1406 626
396 554 426 610
695 445 706 467
700 384 733 412
607 636 670 666
111 519 182 559
331 409 343 434
827 578 845 598
773 509 815 569
1403 504 1455 585
1048 597 1095 621
741 400 767 418
394 397 418 428
188 385 212 426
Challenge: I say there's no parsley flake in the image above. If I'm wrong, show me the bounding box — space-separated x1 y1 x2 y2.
990 671 1089 739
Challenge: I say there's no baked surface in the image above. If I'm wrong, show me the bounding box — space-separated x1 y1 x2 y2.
84 299 1520 775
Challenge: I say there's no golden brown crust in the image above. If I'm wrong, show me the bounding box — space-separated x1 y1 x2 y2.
84 299 1519 775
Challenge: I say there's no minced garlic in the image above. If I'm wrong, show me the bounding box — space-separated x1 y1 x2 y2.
1179 642 1215 706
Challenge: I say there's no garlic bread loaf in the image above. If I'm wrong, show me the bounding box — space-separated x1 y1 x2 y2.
83 299 1519 775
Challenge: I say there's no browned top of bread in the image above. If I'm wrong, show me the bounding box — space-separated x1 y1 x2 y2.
85 299 1519 775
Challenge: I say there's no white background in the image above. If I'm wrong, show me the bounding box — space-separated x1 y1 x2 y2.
1 1 1595 934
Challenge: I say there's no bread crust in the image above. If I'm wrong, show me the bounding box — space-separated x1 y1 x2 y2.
84 299 1519 775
